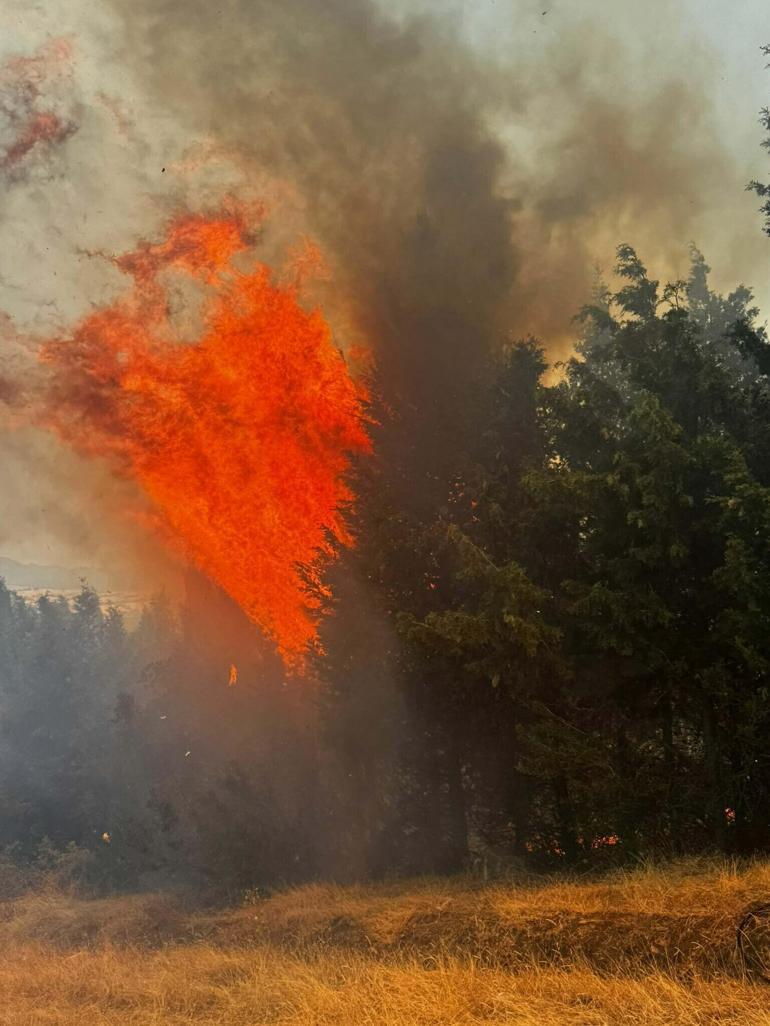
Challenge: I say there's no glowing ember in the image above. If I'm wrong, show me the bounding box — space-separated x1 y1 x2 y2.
38 205 371 663
228 664 238 687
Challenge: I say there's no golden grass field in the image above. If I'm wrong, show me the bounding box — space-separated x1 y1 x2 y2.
3 858 770 1025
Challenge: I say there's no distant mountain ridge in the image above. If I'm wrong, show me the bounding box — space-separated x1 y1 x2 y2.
0 556 112 592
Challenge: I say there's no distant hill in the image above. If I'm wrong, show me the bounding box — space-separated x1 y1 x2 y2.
0 556 112 592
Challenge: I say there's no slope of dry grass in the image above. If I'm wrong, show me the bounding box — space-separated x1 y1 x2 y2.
3 858 770 1025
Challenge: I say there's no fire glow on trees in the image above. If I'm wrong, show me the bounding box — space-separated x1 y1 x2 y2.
38 204 371 663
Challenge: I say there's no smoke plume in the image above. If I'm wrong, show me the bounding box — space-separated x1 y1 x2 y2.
104 0 769 466
1 0 769 597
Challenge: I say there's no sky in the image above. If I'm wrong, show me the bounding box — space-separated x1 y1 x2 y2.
0 0 769 581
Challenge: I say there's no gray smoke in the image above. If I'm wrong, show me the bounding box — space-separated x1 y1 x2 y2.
2 0 769 566
103 0 769 463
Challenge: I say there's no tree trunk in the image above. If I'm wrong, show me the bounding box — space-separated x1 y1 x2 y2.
615 720 639 859
553 775 579 863
444 724 469 871
702 699 728 852
660 685 676 846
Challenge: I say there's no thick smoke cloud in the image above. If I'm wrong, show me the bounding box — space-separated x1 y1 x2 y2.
106 0 515 475
2 0 769 574
106 0 769 448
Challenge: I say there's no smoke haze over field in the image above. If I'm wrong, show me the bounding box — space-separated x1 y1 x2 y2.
1 0 769 579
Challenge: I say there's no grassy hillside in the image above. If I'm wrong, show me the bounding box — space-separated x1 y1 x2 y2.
4 859 770 1024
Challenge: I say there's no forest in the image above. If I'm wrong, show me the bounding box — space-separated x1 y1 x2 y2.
1 9 769 907
3 228 770 893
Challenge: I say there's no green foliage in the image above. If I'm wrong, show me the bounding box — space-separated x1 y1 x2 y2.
401 243 770 861
747 45 770 236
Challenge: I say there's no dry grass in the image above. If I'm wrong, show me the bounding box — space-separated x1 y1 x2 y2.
3 858 770 1025
4 944 770 1026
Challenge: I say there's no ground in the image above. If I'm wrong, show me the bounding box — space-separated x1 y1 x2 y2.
3 858 770 1024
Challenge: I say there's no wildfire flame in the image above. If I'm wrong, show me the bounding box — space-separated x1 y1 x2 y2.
228 664 238 687
38 204 371 663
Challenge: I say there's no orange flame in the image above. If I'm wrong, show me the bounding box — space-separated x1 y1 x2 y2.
38 205 371 663
228 664 238 687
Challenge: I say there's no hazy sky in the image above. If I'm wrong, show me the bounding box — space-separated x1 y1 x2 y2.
1 0 769 580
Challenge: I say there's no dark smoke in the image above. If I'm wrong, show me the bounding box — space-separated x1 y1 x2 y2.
1 0 761 601
109 2 513 481
105 0 754 459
